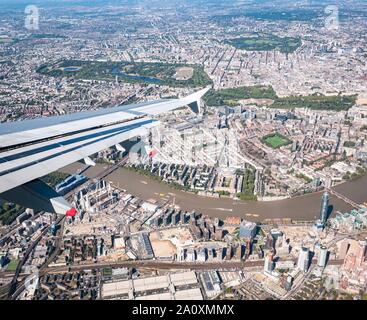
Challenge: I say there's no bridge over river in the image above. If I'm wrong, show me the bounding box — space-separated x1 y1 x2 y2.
62 163 367 222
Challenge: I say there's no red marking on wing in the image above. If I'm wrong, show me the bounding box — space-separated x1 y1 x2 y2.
149 149 157 158
66 208 77 217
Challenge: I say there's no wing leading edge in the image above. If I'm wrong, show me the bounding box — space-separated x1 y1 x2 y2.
0 87 210 215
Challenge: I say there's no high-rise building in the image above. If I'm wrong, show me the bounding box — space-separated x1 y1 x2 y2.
236 244 244 260
356 241 367 266
264 251 274 274
297 247 310 272
180 212 186 224
172 211 180 225
186 249 196 262
207 248 214 261
226 245 233 260
218 247 225 260
163 212 172 226
214 228 224 241
209 225 216 240
51 223 58 236
285 275 293 291
192 225 202 239
338 238 351 259
320 192 329 224
318 246 328 268
342 239 367 271
189 213 196 225
265 234 275 250
198 218 206 229
245 239 252 257
203 228 210 241
197 248 207 262
214 217 220 227
177 248 186 261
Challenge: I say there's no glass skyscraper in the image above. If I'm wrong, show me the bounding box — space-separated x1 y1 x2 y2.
320 192 330 224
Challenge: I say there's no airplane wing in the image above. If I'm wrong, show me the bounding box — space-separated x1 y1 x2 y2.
0 87 210 216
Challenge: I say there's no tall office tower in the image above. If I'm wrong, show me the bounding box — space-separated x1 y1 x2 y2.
177 248 186 262
343 240 367 271
214 217 220 227
297 247 310 272
180 212 186 224
226 245 233 260
320 192 329 224
357 240 367 267
285 275 294 291
172 211 180 225
237 244 245 260
338 238 351 259
219 247 225 260
50 223 58 236
318 246 328 268
203 228 210 241
214 228 224 241
189 212 196 225
265 234 275 250
163 212 172 226
245 239 252 257
264 251 274 274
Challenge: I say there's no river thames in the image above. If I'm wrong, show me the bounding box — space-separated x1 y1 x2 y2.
63 163 367 222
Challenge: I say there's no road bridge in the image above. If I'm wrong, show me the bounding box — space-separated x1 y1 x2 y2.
326 188 363 209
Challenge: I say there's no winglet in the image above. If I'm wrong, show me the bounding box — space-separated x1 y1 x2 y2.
182 86 211 114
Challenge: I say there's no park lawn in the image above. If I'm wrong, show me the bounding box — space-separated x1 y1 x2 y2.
270 94 357 111
265 135 287 148
225 34 302 53
6 260 19 272
37 60 212 88
203 85 277 106
262 133 292 149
